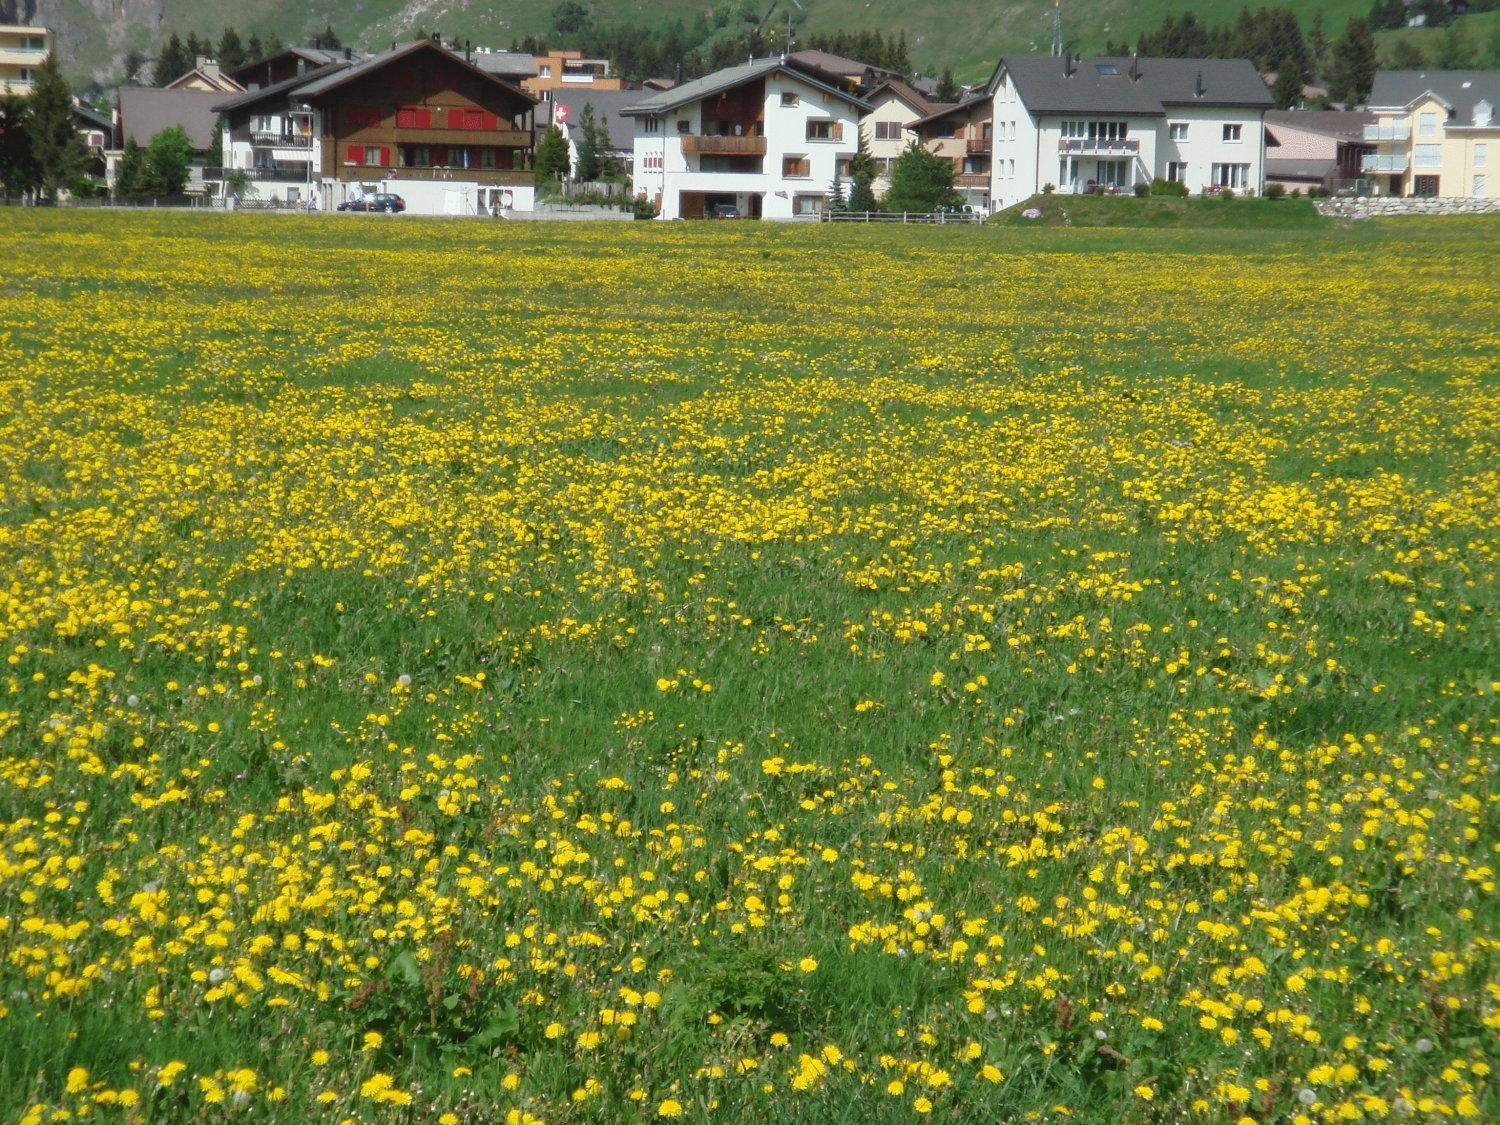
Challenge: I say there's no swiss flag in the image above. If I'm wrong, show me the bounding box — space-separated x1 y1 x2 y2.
554 103 571 124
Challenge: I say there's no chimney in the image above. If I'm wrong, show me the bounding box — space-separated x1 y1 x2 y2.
1130 52 1140 82
311 36 321 50
344 47 352 60
1063 53 1075 78
465 39 472 62
1195 70 1206 98
431 31 441 45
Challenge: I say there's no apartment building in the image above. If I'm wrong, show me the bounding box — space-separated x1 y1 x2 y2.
910 95 993 210
1363 70 1497 199
986 54 1273 208
213 38 538 214
525 50 625 100
861 80 938 193
0 20 48 95
626 56 868 220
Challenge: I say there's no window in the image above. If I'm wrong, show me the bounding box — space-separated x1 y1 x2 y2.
793 193 824 215
874 121 903 140
837 158 854 178
15 67 32 84
480 148 497 169
1096 64 1120 75
396 106 433 129
1474 143 1487 168
403 146 431 167
641 115 659 134
1474 174 1486 198
1210 162 1250 188
540 65 552 78
345 106 380 128
782 155 810 178
364 145 385 166
676 120 690 134
1419 112 1436 137
21 35 45 51
1222 123 1242 142
1169 122 1188 141
1414 174 1440 196
780 92 800 107
1166 161 1188 183
1415 144 1441 169
253 114 274 132
806 119 841 141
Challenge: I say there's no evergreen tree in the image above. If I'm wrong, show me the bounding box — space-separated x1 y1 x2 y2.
122 48 145 84
1368 0 1406 32
217 28 246 69
265 33 285 55
535 124 570 184
847 168 876 213
1328 18 1377 107
320 24 341 49
1434 25 1478 68
1310 13 1328 65
574 103 601 181
28 52 87 200
935 67 959 103
114 136 146 197
1415 0 1452 29
141 125 193 196
884 142 960 213
1388 40 1425 69
828 172 847 212
1272 54 1307 110
1489 27 1500 67
151 34 189 85
551 1 592 38
246 34 264 64
0 93 39 199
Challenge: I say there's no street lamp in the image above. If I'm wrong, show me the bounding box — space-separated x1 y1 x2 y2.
291 101 315 210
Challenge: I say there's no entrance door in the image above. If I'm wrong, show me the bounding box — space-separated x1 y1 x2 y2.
679 191 705 219
1097 160 1126 188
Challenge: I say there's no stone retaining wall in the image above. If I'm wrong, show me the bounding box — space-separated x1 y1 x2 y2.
1316 197 1500 220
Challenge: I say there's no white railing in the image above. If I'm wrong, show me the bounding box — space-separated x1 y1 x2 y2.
1362 154 1409 173
1363 122 1409 142
1059 137 1140 154
824 210 984 224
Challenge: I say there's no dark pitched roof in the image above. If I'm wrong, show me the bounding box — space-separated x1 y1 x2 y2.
866 79 937 117
909 96 983 128
544 89 638 150
1263 109 1375 140
993 55 1273 116
294 39 536 105
116 86 226 149
789 48 900 83
467 49 537 80
622 56 871 116
1368 70 1500 123
212 63 348 114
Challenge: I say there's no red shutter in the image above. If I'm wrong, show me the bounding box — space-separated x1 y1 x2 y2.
450 107 466 129
482 111 499 131
465 109 482 130
396 108 414 128
417 108 431 129
347 144 361 163
380 146 390 167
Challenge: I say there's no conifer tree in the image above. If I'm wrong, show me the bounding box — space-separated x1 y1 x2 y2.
28 52 87 200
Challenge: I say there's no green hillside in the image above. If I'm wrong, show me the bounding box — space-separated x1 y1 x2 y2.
51 0 1385 87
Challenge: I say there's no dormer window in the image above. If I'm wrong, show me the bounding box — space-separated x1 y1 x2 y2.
1475 100 1493 128
1095 64 1119 76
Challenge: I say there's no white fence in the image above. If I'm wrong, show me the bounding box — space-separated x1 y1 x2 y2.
822 210 985 224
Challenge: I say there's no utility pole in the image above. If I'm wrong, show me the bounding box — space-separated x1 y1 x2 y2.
1051 1 1062 58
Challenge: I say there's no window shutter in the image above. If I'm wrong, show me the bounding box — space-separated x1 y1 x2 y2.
396 108 414 128
380 146 391 167
483 112 499 131
347 144 361 163
833 121 843 141
417 108 431 129
450 107 466 129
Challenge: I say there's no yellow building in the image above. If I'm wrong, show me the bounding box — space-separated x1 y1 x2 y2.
0 22 50 96
1364 70 1497 199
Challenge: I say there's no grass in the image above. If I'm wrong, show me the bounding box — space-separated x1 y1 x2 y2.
0 210 1496 1123
996 191 1330 227
1374 11 1500 66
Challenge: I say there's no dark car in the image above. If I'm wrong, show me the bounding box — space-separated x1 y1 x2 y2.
709 203 740 219
338 193 406 213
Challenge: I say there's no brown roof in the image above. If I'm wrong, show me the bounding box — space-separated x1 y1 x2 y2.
116 86 225 150
866 78 937 116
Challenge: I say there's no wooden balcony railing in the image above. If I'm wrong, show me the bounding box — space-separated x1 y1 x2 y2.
966 137 992 154
680 134 768 156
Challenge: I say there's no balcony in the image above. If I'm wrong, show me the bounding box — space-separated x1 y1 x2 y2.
1362 153 1409 173
205 166 311 183
358 166 536 185
1060 137 1140 154
680 134 768 156
387 127 533 148
251 131 312 147
956 172 990 188
966 136 992 155
1363 122 1410 142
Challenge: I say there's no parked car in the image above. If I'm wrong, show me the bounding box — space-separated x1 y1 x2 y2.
338 193 406 213
709 203 740 219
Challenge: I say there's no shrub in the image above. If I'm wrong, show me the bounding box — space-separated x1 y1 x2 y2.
1265 183 1286 200
629 196 659 220
1289 187 1301 198
1042 183 1055 194
1151 178 1188 197
1219 188 1235 200
1132 182 1150 197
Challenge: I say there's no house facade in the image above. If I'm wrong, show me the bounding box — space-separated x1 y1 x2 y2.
525 50 625 100
861 80 937 194
111 86 226 195
1263 110 1373 192
1363 70 1497 199
625 57 868 220
986 54 1273 209
910 95 992 210
214 38 538 215
0 20 48 96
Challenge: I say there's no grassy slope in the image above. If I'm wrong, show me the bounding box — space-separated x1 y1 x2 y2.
63 0 1377 85
996 192 1330 227
1373 11 1500 66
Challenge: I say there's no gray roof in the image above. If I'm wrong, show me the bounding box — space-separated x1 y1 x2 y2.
293 39 535 104
544 89 638 151
1264 109 1375 140
213 64 347 113
622 56 871 116
789 48 899 82
468 50 537 80
116 86 226 149
1368 70 1500 123
994 55 1273 116
1265 157 1335 181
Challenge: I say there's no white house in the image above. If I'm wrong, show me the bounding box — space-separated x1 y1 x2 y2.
624 56 870 220
861 79 939 194
986 54 1274 209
